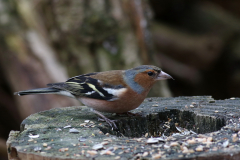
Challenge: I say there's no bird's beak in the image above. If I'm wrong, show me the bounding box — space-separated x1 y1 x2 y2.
157 71 174 80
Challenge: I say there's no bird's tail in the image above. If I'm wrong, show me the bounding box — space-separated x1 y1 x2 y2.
14 88 60 96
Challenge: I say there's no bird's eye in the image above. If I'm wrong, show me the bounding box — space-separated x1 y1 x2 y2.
147 71 154 76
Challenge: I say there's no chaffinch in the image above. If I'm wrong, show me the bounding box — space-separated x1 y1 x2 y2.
15 65 173 128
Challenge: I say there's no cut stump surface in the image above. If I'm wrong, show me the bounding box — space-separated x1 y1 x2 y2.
7 96 240 159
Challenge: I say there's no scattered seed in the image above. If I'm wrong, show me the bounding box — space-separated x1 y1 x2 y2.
232 134 237 138
135 138 143 142
187 139 196 144
92 144 104 150
34 147 41 152
44 146 51 150
164 145 170 149
85 120 90 123
87 150 98 156
204 141 212 147
170 142 179 147
80 123 86 127
100 150 115 155
196 138 206 143
147 138 159 144
114 156 121 159
152 144 163 148
142 152 148 157
69 128 80 133
207 137 213 142
176 126 183 132
78 137 87 142
222 140 229 148
172 133 181 136
190 130 197 134
29 134 39 139
182 146 188 150
63 125 71 128
59 148 68 152
182 148 189 154
232 134 238 142
101 141 109 145
164 124 170 128
145 133 148 137
156 137 165 142
56 128 62 131
188 149 195 153
28 139 34 142
196 145 203 152
103 138 112 142
152 153 161 159
105 150 115 155
182 149 189 153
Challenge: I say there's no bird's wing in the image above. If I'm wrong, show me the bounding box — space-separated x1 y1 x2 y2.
47 73 126 101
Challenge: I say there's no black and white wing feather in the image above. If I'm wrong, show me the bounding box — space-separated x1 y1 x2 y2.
47 73 125 101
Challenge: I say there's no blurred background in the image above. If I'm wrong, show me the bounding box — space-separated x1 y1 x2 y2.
1 0 240 159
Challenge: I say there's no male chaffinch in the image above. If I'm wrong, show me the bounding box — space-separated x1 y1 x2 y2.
15 65 173 128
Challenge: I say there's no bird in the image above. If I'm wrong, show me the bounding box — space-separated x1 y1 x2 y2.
14 65 173 129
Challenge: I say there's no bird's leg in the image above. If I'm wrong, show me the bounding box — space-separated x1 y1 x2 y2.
92 110 117 129
116 112 142 117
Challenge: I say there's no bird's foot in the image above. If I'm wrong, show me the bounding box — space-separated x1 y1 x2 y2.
116 112 142 117
97 117 117 129
92 110 118 129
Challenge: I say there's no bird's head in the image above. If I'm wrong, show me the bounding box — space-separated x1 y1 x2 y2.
124 65 173 94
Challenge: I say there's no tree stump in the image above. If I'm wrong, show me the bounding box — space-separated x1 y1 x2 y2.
7 96 240 159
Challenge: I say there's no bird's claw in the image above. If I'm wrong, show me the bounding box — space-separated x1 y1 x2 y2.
92 110 118 129
98 117 118 129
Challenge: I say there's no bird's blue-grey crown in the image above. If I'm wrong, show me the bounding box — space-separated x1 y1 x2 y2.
132 65 162 72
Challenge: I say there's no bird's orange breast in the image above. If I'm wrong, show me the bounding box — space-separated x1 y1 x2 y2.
79 87 149 113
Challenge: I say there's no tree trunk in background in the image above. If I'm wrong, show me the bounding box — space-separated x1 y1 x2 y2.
38 0 171 97
0 1 171 157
